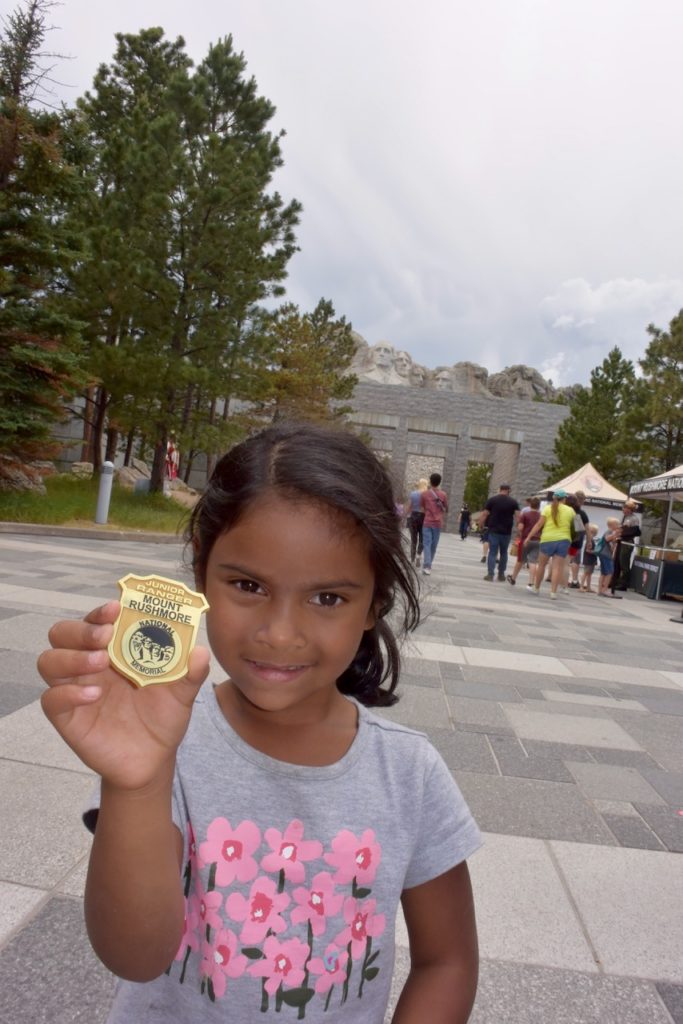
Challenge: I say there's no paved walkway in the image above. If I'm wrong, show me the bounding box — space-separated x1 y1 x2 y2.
0 530 681 1023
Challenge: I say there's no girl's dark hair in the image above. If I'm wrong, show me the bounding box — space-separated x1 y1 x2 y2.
186 422 420 707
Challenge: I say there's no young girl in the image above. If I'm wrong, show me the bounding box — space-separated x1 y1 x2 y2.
580 523 599 591
597 517 621 596
38 423 481 1024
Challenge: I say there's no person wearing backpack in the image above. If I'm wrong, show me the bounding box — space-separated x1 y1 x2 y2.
420 472 449 575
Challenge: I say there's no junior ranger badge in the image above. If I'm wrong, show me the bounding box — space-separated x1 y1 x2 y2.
109 574 209 688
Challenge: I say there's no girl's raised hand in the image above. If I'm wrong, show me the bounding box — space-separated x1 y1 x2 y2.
38 600 210 792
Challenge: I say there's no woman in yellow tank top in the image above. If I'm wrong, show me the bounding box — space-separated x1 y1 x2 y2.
523 489 574 600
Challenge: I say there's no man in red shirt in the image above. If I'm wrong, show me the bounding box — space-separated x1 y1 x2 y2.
420 472 449 575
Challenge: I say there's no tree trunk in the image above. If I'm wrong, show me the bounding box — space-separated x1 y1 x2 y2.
105 427 119 463
123 430 135 466
80 386 97 461
149 436 167 493
90 386 109 471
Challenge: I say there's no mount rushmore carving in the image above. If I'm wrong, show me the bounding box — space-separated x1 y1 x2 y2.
349 334 578 403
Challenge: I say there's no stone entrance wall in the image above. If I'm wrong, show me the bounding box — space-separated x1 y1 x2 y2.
349 382 569 527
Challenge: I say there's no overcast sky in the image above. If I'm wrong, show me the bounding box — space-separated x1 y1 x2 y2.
46 0 683 385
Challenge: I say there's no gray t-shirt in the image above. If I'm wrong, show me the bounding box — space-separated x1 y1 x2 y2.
89 683 481 1024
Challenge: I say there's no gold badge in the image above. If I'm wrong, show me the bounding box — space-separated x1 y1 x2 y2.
109 574 209 688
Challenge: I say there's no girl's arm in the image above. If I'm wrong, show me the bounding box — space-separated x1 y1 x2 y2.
393 862 478 1023
38 602 209 980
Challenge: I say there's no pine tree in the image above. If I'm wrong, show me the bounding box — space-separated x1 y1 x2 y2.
259 299 357 424
69 30 301 487
543 347 636 488
0 0 86 461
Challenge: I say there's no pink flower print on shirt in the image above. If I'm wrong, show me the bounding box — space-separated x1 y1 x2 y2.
261 819 324 884
324 829 382 886
174 897 201 960
225 875 290 944
248 934 309 996
308 943 349 994
194 881 223 935
291 871 344 937
199 818 261 887
200 926 247 999
335 897 386 961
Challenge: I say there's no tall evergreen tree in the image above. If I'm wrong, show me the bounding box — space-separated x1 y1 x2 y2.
543 347 636 488
259 299 357 424
0 0 86 460
623 311 683 476
69 30 301 487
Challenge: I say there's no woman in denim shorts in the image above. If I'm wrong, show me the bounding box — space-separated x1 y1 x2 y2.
523 490 574 600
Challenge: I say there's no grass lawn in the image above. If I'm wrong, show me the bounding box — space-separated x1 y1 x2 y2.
0 475 190 534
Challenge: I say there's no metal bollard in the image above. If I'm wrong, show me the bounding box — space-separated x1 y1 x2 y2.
95 461 115 524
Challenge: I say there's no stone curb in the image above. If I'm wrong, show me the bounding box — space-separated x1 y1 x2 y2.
0 521 182 544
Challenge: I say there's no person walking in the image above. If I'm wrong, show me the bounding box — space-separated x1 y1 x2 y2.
478 484 520 582
420 472 449 575
568 490 589 588
507 496 541 588
406 478 428 567
458 503 471 540
523 489 574 599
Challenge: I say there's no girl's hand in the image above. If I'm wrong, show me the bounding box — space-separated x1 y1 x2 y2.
38 601 210 792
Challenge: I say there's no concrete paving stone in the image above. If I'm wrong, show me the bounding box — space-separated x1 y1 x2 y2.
0 607 22 621
661 670 683 690
656 983 683 1024
469 833 597 972
447 695 510 729
561 658 679 690
56 852 90 898
450 721 516 737
463 647 573 676
488 734 575 783
396 669 441 689
435 661 464 680
633 804 683 853
454 771 616 844
0 700 96 773
442 678 522 702
521 739 596 763
0 677 44 717
639 693 683 716
558 681 615 697
0 760 93 887
0 895 116 1024
551 841 683 981
469 961 675 1024
399 654 441 677
410 639 466 664
638 768 683 806
0 881 47 946
425 727 499 774
542 690 648 712
460 665 547 688
375 684 451 730
610 714 683 773
587 746 663 770
566 762 666 804
503 706 644 749
601 813 665 851
0 610 86 653
593 799 640 816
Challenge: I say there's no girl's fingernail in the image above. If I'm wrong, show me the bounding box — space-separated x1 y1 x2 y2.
88 649 109 668
82 686 101 700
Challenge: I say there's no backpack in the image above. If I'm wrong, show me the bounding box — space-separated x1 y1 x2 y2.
593 534 606 555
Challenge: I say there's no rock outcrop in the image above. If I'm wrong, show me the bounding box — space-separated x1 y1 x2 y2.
348 335 579 402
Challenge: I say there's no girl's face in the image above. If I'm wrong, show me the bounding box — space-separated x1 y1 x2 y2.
203 493 377 717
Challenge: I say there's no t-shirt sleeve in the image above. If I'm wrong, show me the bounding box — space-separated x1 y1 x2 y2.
403 746 482 890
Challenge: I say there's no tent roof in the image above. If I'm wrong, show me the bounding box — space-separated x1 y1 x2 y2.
538 463 629 508
629 464 683 502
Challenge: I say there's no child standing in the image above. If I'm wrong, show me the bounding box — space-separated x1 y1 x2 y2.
580 523 599 592
38 423 481 1024
597 517 621 596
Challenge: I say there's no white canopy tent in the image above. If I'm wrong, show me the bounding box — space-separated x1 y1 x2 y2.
537 463 630 534
629 464 683 547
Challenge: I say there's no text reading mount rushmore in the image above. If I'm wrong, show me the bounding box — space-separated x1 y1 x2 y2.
349 334 579 403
